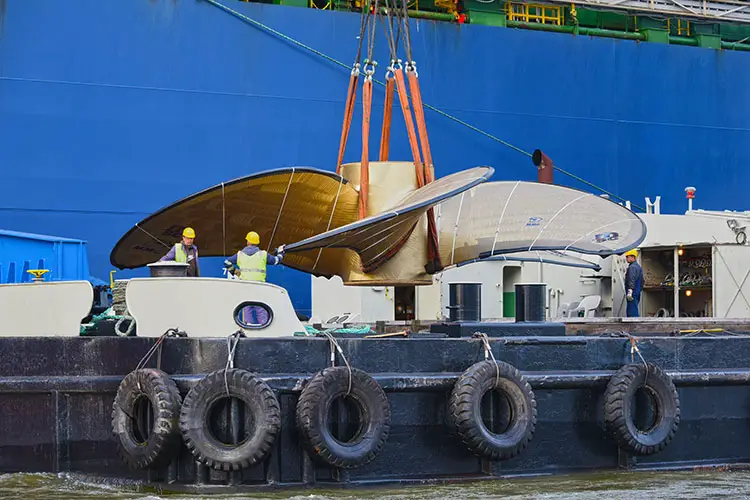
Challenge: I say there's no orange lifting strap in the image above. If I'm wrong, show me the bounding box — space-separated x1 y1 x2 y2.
355 0 378 218
393 65 442 270
340 0 442 272
379 76 396 161
407 69 434 183
393 68 425 187
406 66 442 270
336 72 359 175
359 77 374 219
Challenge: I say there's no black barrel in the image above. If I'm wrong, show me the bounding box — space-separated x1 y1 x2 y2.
515 283 546 322
147 261 189 277
447 282 482 322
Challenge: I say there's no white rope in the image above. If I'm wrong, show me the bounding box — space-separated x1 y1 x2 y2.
221 182 227 257
359 216 418 252
134 223 171 248
313 175 345 271
528 193 590 251
362 217 422 264
268 168 295 252
562 218 633 252
450 193 465 265
490 181 520 257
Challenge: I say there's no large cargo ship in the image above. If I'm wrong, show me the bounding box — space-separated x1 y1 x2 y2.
1 0 749 317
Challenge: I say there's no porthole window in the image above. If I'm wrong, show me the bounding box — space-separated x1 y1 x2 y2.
233 302 273 329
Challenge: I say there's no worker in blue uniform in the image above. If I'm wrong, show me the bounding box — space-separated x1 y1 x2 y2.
624 248 643 317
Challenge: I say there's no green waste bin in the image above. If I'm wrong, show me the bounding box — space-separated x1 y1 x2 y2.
503 292 515 318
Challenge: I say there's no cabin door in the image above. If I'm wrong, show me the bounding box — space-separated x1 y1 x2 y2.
712 245 750 318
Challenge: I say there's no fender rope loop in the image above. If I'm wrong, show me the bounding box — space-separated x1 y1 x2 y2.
473 332 500 387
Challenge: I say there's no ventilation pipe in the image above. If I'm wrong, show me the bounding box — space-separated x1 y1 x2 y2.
532 149 554 184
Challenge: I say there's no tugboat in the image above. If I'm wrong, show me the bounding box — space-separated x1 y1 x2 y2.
2 0 750 492
3 156 750 493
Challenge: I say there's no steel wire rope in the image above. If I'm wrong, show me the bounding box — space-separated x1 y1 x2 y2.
202 0 642 210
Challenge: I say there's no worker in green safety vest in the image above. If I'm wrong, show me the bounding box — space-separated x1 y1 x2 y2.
159 226 200 277
223 231 286 327
224 231 285 282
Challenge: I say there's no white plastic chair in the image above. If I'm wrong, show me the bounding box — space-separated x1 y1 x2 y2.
565 301 580 317
569 295 601 317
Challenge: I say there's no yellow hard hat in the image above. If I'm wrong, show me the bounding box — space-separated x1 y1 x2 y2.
624 249 638 258
246 231 260 245
182 227 196 238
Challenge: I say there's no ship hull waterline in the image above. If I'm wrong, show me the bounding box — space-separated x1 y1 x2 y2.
2 324 750 492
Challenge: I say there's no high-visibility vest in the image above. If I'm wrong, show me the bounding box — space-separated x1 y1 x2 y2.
237 250 267 282
174 244 187 263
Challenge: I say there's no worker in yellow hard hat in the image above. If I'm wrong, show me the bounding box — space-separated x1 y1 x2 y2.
623 248 642 317
224 231 285 282
223 231 286 327
159 226 200 277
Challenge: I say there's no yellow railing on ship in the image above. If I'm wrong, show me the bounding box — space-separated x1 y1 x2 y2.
505 2 563 25
667 18 691 36
310 0 333 8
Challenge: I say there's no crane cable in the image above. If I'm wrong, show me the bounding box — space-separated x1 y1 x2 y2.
379 0 399 161
201 0 643 211
335 5 370 175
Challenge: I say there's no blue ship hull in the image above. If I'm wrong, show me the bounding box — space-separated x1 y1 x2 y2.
1 0 749 316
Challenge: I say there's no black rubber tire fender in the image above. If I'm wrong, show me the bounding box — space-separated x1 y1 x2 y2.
604 362 680 455
111 368 183 469
296 366 391 469
179 368 281 471
448 360 537 461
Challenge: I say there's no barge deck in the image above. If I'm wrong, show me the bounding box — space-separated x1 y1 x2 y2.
3 320 750 493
